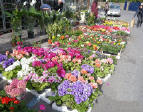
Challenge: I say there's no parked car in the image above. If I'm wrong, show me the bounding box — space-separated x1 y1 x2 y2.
107 4 121 16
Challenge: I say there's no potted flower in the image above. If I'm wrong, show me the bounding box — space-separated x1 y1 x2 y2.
4 79 27 99
6 8 22 46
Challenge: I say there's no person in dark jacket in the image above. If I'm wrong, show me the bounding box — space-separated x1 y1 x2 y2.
134 5 143 27
91 0 98 22
104 1 109 16
57 0 64 12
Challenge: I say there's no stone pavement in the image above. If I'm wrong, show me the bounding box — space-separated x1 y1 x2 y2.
92 11 143 112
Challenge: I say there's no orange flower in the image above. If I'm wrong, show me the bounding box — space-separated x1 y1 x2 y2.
78 36 81 40
96 79 102 85
93 45 98 51
90 83 98 89
95 59 101 68
65 73 72 79
69 75 77 82
60 36 65 40
78 76 85 83
80 69 87 74
96 63 101 68
48 39 52 44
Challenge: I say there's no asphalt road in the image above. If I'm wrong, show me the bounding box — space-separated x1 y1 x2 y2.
92 11 143 112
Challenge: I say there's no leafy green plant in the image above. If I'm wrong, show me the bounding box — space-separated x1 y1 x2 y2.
2 66 21 79
27 81 49 92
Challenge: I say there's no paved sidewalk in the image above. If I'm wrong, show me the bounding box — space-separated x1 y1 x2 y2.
92 11 143 112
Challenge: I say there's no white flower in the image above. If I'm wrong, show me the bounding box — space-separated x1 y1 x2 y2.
116 56 120 59
120 42 126 45
81 45 84 47
5 60 20 71
30 0 36 6
23 1 27 6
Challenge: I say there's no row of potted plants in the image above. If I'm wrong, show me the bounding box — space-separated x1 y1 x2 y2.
0 18 130 112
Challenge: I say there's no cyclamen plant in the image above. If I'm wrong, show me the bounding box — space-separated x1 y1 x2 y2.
4 79 27 98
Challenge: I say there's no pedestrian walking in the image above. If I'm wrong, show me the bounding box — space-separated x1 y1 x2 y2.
104 1 109 17
57 0 65 12
133 4 143 27
91 0 98 22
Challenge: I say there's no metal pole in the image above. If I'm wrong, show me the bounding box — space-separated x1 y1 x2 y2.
0 0 6 31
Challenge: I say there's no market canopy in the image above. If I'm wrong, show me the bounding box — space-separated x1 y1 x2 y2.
40 4 51 9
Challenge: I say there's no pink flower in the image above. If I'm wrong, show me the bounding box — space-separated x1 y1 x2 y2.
57 68 66 78
40 104 46 110
89 76 94 80
10 88 23 98
107 58 113 64
4 85 12 95
17 80 27 89
73 40 78 43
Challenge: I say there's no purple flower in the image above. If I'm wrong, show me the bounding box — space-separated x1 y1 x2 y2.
71 70 80 77
0 54 7 63
2 58 15 68
81 64 94 74
58 80 92 104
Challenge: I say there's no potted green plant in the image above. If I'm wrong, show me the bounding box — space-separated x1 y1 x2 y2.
6 8 22 46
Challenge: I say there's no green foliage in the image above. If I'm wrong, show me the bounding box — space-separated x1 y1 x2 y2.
0 65 4 73
112 31 128 36
31 82 50 92
102 44 121 55
2 66 21 79
46 17 71 39
86 13 95 26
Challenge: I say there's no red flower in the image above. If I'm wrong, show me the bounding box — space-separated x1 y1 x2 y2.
1 97 9 104
14 100 20 104
9 107 14 110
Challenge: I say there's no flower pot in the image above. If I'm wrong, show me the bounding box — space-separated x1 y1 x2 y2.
37 89 45 94
28 31 34 38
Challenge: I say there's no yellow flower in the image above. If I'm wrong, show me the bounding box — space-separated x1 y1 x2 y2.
52 36 55 39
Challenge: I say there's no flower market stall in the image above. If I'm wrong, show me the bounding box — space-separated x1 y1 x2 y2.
0 3 131 112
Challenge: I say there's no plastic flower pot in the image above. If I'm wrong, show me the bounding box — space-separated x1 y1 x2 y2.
37 89 45 94
28 31 34 38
